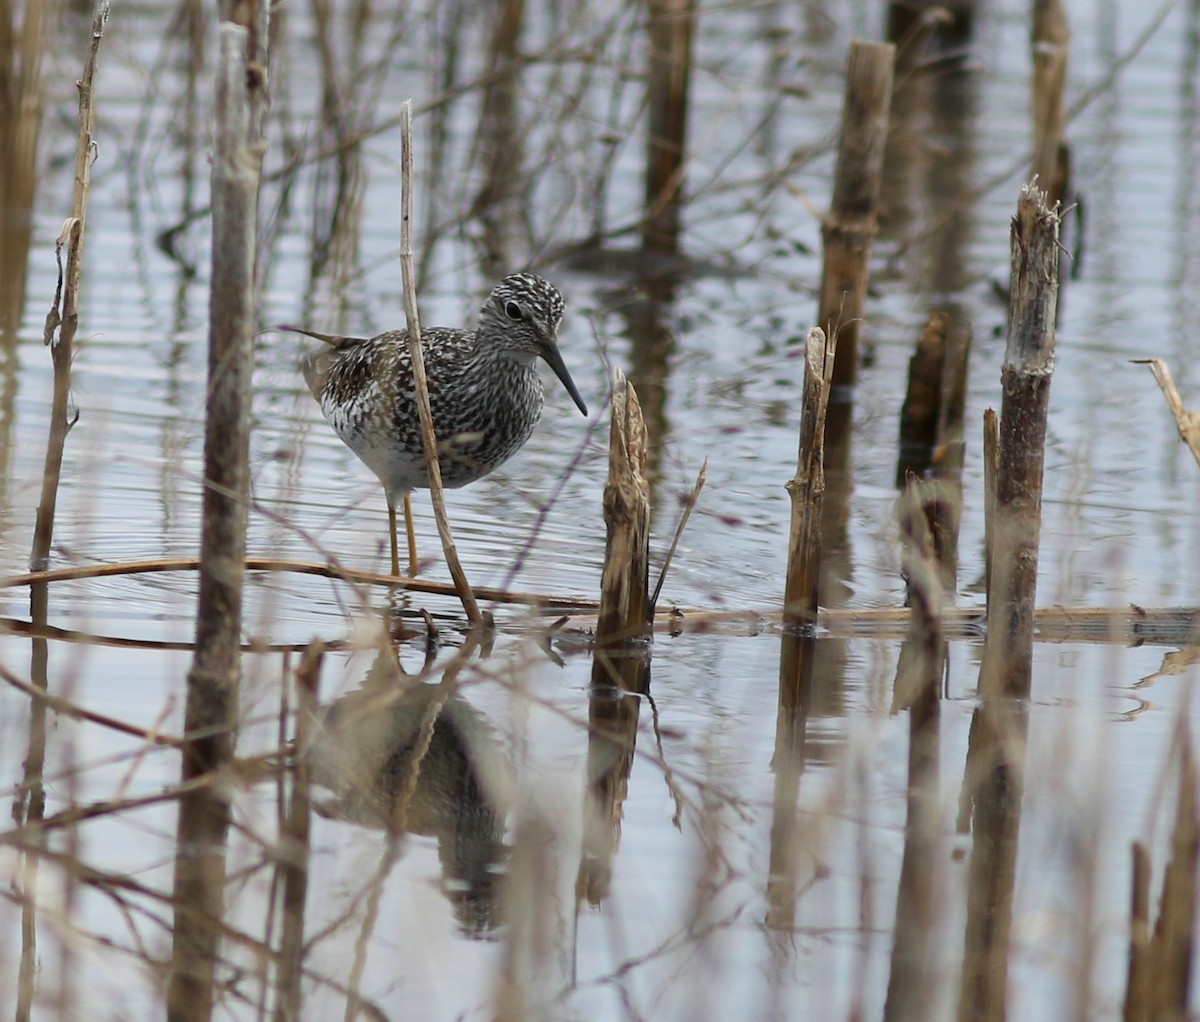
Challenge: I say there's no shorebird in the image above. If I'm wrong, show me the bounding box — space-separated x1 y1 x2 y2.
286 272 588 577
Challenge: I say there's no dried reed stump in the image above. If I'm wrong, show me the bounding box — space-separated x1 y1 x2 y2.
770 327 837 923
819 39 894 390
781 327 836 628
980 184 1060 700
957 184 1059 1022
170 20 267 1022
592 369 651 679
581 370 650 901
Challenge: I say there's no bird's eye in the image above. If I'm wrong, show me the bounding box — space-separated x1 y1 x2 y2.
504 300 524 321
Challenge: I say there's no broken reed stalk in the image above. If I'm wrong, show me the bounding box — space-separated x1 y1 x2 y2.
580 402 660 899
979 183 1059 701
896 312 949 486
398 99 480 623
31 0 107 571
781 327 836 627
591 368 651 670
770 327 836 916
958 184 1058 1022
642 0 697 255
883 481 945 1022
1031 0 1069 207
273 642 322 1022
650 459 706 610
819 39 894 390
169 16 267 1022
1135 358 1200 470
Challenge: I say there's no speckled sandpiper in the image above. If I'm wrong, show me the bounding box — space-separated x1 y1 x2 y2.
285 272 588 577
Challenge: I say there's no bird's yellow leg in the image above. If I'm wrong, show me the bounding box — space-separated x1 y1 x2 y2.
403 492 419 577
386 497 401 578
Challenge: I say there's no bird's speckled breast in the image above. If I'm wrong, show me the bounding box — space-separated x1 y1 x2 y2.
314 329 547 496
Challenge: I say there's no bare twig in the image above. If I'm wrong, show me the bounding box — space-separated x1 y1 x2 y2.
650 459 706 610
1133 359 1200 470
31 1 108 571
398 98 481 623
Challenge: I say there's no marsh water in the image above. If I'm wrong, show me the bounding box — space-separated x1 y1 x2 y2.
1 0 1199 1018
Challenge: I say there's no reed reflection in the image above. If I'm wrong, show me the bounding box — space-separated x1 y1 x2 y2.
577 650 650 906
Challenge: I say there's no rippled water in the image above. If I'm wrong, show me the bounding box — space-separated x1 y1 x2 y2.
1 0 1199 1018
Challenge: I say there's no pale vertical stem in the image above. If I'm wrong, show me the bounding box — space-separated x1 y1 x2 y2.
397 99 480 623
169 16 266 1022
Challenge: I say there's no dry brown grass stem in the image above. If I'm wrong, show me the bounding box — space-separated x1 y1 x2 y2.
3 561 1198 650
1134 358 1200 470
0 557 598 610
650 458 706 610
31 0 107 571
398 98 481 622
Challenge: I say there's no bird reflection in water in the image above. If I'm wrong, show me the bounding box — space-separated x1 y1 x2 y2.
310 652 512 937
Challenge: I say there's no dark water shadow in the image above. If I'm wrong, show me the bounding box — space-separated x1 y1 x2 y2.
310 649 511 937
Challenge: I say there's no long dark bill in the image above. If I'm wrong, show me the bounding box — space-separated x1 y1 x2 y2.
539 340 589 416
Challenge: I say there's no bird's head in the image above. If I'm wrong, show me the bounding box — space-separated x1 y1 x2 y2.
480 273 587 416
